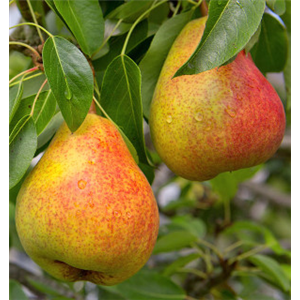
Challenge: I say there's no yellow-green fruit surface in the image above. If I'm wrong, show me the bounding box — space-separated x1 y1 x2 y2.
15 113 159 286
149 17 286 181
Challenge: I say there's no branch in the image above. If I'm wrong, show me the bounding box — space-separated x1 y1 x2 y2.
184 260 237 298
239 181 291 208
16 0 35 22
9 262 83 300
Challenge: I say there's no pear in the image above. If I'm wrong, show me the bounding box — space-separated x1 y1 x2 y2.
149 17 286 181
15 113 159 286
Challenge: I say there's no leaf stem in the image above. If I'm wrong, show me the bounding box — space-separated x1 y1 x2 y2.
9 72 43 88
177 267 207 279
197 238 223 260
172 0 182 17
26 0 44 43
228 245 268 265
121 0 169 55
9 66 39 84
9 0 16 5
9 41 40 57
192 242 214 273
224 240 244 254
9 22 53 38
93 96 110 119
91 19 123 59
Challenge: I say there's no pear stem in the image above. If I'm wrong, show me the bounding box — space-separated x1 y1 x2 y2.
200 0 208 16
88 100 97 114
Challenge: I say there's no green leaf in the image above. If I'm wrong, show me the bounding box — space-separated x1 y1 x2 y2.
163 253 200 276
266 0 286 15
251 12 289 73
153 231 198 254
174 0 265 76
9 117 37 189
105 270 186 300
241 294 276 300
9 80 23 123
106 0 152 23
224 221 290 256
139 10 194 119
170 215 206 238
9 280 28 300
54 0 104 57
10 90 56 136
248 254 290 292
93 20 149 73
101 54 154 183
98 287 127 300
43 36 94 132
210 166 260 201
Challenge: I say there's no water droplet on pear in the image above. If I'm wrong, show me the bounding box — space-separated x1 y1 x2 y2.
78 180 87 189
194 112 203 122
225 106 237 118
166 115 172 124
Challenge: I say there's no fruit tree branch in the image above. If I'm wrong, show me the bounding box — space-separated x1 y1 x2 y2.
9 262 84 300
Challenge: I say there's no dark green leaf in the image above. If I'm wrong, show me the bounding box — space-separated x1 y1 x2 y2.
9 117 37 189
106 1 152 23
249 254 290 292
27 278 65 297
153 231 198 254
101 54 154 182
251 12 289 73
93 19 149 72
10 90 56 136
174 0 265 76
54 0 104 57
33 90 57 135
139 10 194 119
43 36 94 132
105 270 186 300
9 81 23 123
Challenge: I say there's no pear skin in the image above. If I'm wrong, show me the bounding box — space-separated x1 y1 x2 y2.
149 17 286 181
15 113 159 285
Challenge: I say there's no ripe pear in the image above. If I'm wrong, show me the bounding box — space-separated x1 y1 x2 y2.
15 113 159 286
149 17 286 181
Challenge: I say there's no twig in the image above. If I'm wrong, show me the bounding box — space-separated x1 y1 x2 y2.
184 260 237 298
9 262 83 300
9 41 40 57
26 0 44 43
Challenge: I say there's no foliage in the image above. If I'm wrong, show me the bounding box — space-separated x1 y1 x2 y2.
9 0 291 299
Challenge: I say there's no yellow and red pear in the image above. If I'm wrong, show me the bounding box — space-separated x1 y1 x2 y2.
149 16 286 181
15 113 159 285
